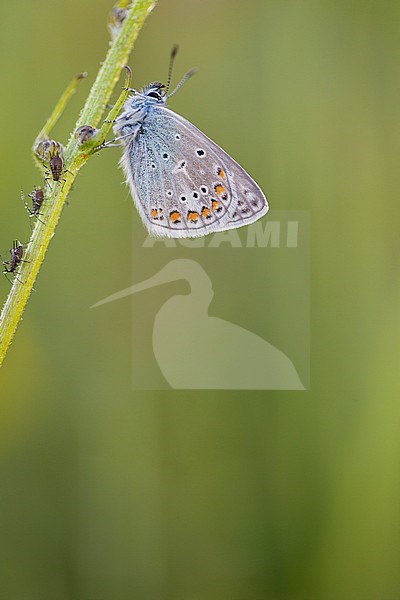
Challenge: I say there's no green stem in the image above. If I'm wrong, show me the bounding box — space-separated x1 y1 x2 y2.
0 0 157 367
34 73 88 150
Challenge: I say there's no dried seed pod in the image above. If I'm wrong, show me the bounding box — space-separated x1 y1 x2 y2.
108 5 128 39
74 125 97 145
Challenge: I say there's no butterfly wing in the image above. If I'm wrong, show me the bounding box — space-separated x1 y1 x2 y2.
120 105 268 238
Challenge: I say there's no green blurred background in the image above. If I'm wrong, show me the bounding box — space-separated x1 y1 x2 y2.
1 0 399 598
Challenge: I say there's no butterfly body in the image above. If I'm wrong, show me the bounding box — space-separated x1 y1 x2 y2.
114 79 268 238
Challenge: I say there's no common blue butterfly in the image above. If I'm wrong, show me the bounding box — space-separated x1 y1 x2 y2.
113 47 269 238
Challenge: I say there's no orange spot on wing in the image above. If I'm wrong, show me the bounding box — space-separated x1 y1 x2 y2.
151 209 158 219
201 206 211 218
214 184 225 196
187 211 199 221
217 167 226 179
169 210 181 223
211 199 223 214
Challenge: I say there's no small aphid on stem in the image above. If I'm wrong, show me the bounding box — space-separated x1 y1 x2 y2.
22 186 45 225
35 139 65 182
1 240 26 284
108 6 128 39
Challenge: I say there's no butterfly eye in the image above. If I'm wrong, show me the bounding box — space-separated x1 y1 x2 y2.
147 91 161 99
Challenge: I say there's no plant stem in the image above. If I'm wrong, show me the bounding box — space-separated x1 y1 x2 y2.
0 0 157 367
34 73 88 150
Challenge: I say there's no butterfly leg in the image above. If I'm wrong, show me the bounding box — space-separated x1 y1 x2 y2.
84 66 133 155
92 129 139 152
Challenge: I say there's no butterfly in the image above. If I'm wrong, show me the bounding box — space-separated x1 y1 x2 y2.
113 47 269 238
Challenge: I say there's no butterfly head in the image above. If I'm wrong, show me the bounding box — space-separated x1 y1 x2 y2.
126 46 197 109
139 82 167 103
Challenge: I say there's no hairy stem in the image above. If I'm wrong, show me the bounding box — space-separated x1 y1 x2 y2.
0 0 157 367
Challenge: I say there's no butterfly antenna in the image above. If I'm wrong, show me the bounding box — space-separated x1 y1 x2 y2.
167 67 198 99
166 44 179 94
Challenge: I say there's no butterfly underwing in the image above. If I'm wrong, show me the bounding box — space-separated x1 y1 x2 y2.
113 62 269 238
